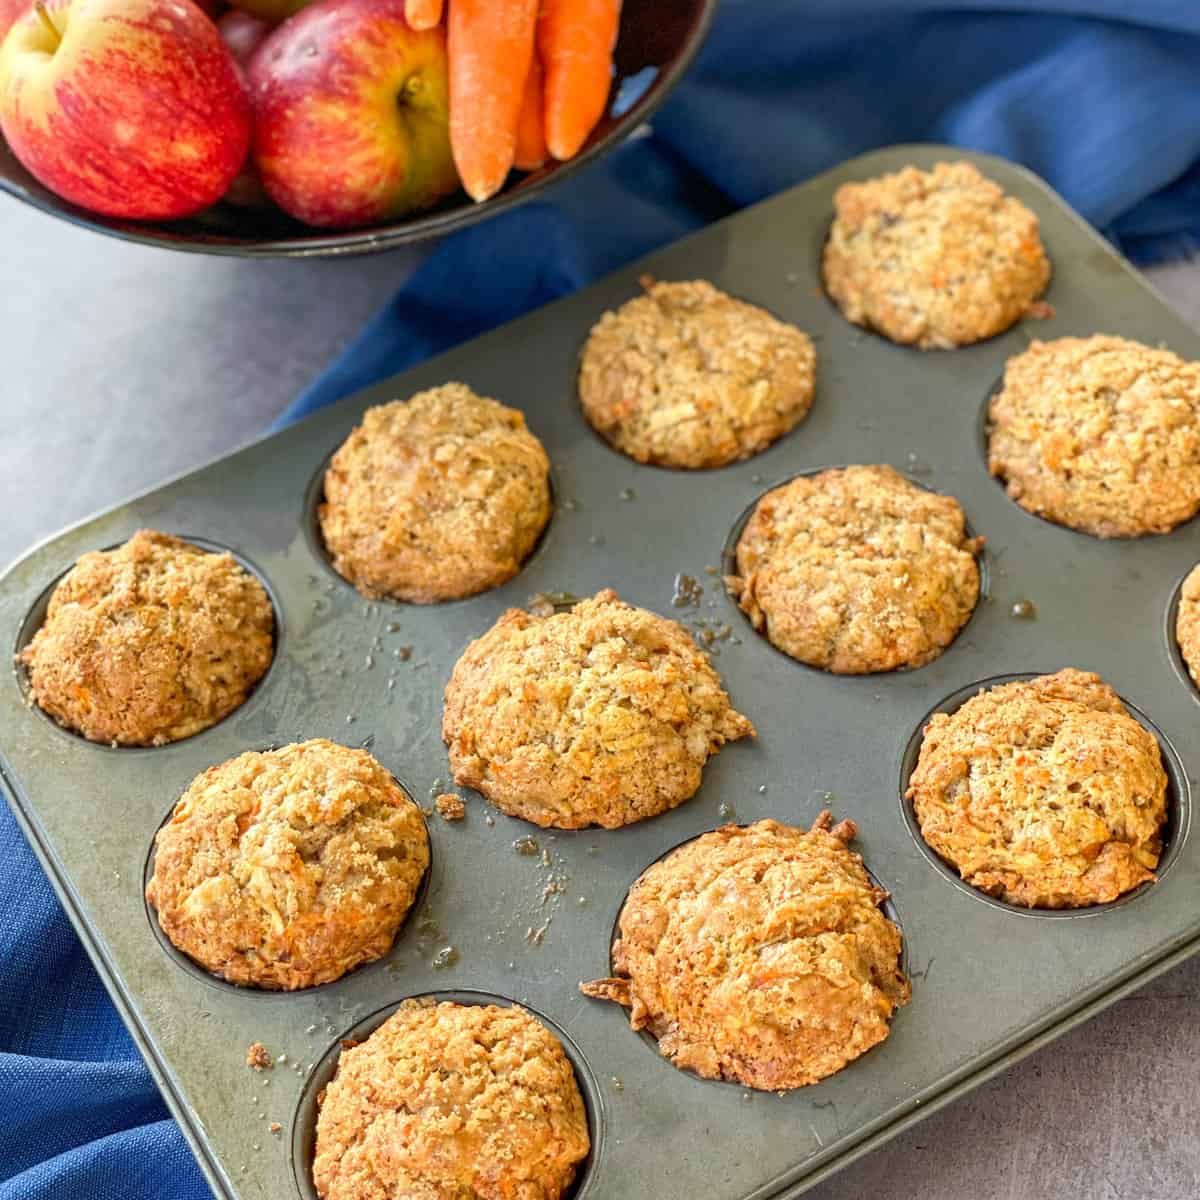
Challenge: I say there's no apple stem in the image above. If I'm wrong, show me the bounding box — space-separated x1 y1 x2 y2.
33 1 62 49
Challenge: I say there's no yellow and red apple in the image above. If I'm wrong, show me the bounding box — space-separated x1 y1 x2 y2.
248 0 458 229
0 0 30 41
0 0 251 220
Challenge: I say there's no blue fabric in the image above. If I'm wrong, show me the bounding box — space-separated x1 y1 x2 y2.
4 4 1200 1197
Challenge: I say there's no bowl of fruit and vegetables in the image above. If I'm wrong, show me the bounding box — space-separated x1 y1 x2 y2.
0 0 714 255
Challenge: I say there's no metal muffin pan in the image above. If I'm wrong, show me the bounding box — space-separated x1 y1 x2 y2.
3 144 1200 1200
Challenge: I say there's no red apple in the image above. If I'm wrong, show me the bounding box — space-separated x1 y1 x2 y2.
0 0 251 220
0 0 30 41
249 0 457 229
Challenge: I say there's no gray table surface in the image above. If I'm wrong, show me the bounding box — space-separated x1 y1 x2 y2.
3 196 1199 1200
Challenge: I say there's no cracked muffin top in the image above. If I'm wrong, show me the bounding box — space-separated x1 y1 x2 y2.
318 383 552 602
146 739 429 989
313 1000 589 1200
822 160 1050 349
442 589 754 829
581 813 910 1090
907 669 1168 908
987 335 1200 537
578 277 817 469
730 465 982 674
18 529 273 746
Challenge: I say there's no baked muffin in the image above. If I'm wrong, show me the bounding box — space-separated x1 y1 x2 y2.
987 335 1200 537
18 529 273 746
442 589 754 829
906 669 1168 908
578 277 817 469
581 813 909 1090
730 465 982 674
318 383 552 602
313 1000 589 1200
146 740 429 989
1175 564 1200 688
823 160 1050 349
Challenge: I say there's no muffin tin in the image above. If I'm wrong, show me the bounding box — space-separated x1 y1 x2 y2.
3 144 1200 1200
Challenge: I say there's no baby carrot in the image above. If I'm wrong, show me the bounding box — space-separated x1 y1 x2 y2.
448 0 538 202
538 0 621 162
405 0 442 29
514 53 547 171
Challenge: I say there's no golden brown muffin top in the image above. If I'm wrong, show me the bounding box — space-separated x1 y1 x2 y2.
907 669 1168 908
579 277 817 469
318 383 552 603
313 1000 589 1200
146 739 429 989
822 160 1050 349
443 589 754 829
988 335 1200 537
581 813 910 1090
731 465 982 674
18 529 273 746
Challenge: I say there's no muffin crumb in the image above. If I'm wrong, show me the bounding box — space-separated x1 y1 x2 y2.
434 792 466 821
246 1043 272 1071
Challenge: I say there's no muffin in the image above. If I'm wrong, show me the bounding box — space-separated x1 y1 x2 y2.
313 1000 589 1200
146 739 429 989
730 465 982 674
318 383 552 602
18 529 273 746
906 669 1168 908
823 160 1050 349
578 277 817 468
581 813 909 1090
1175 564 1200 687
442 589 754 829
987 335 1200 537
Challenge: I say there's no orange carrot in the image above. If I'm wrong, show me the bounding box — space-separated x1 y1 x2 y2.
538 0 620 162
448 0 538 202
514 53 547 171
405 0 443 30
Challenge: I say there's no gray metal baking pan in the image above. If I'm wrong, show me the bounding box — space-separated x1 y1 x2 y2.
3 144 1200 1200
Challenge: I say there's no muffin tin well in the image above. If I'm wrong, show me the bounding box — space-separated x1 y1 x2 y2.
12 534 284 751
718 465 992 672
596 822 911 1081
896 672 1191 919
4 145 1200 1200
290 991 605 1200
140 764 435 996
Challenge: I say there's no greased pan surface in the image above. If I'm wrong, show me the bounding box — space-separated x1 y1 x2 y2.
3 145 1199 1200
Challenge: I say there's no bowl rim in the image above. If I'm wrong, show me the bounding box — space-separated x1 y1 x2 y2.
0 0 718 258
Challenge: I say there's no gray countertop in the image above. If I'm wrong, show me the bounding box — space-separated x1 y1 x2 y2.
2 197 1198 1200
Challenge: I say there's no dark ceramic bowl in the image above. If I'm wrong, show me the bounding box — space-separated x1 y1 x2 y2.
0 0 715 257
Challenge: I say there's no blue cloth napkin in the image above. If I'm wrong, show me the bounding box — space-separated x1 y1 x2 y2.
5 4 1200 1197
